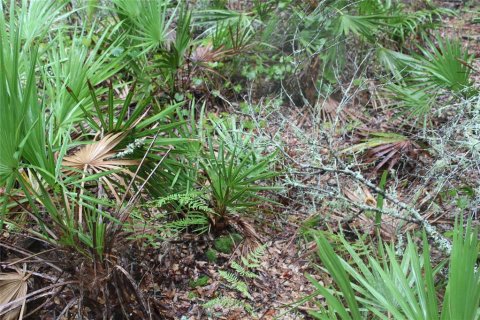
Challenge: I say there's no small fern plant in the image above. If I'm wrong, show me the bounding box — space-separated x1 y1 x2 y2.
203 296 254 314
147 192 214 213
151 192 214 236
203 244 267 314
128 192 214 245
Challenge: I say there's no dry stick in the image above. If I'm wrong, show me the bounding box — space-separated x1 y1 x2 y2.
299 182 422 226
291 165 452 253
55 298 78 320
320 166 452 253
0 242 62 272
0 265 59 282
6 248 57 267
106 127 169 246
23 285 65 318
123 147 173 221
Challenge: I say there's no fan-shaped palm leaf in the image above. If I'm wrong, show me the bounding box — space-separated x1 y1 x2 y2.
63 133 137 172
343 132 424 175
0 267 30 320
63 132 138 205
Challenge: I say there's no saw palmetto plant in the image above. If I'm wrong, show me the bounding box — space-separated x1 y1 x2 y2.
383 35 476 120
112 0 176 54
198 116 279 232
305 218 480 320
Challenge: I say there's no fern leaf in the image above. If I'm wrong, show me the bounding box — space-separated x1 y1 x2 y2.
203 295 253 313
244 244 267 267
219 270 252 299
231 261 258 279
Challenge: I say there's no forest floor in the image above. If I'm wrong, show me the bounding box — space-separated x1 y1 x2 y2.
139 3 480 319
1 1 479 320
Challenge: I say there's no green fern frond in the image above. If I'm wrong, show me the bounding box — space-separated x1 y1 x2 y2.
231 261 258 279
219 270 252 299
147 192 214 213
244 243 266 267
203 295 253 313
164 214 209 235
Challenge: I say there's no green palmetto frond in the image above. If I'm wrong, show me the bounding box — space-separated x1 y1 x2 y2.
0 2 54 187
306 218 480 320
385 84 435 119
376 46 417 79
113 0 176 54
17 0 69 50
42 23 128 142
333 13 382 40
415 36 474 95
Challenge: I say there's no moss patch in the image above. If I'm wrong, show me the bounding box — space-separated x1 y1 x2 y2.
189 275 210 288
214 233 243 254
205 248 218 263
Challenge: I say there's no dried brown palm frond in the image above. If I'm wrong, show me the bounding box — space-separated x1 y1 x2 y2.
342 131 425 176
0 267 30 320
316 97 360 123
62 132 139 215
62 132 138 173
190 43 228 63
341 182 399 240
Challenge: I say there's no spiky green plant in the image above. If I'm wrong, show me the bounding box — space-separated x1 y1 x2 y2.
112 0 176 54
305 218 480 319
0 1 55 189
415 36 474 95
199 116 279 224
42 24 129 142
